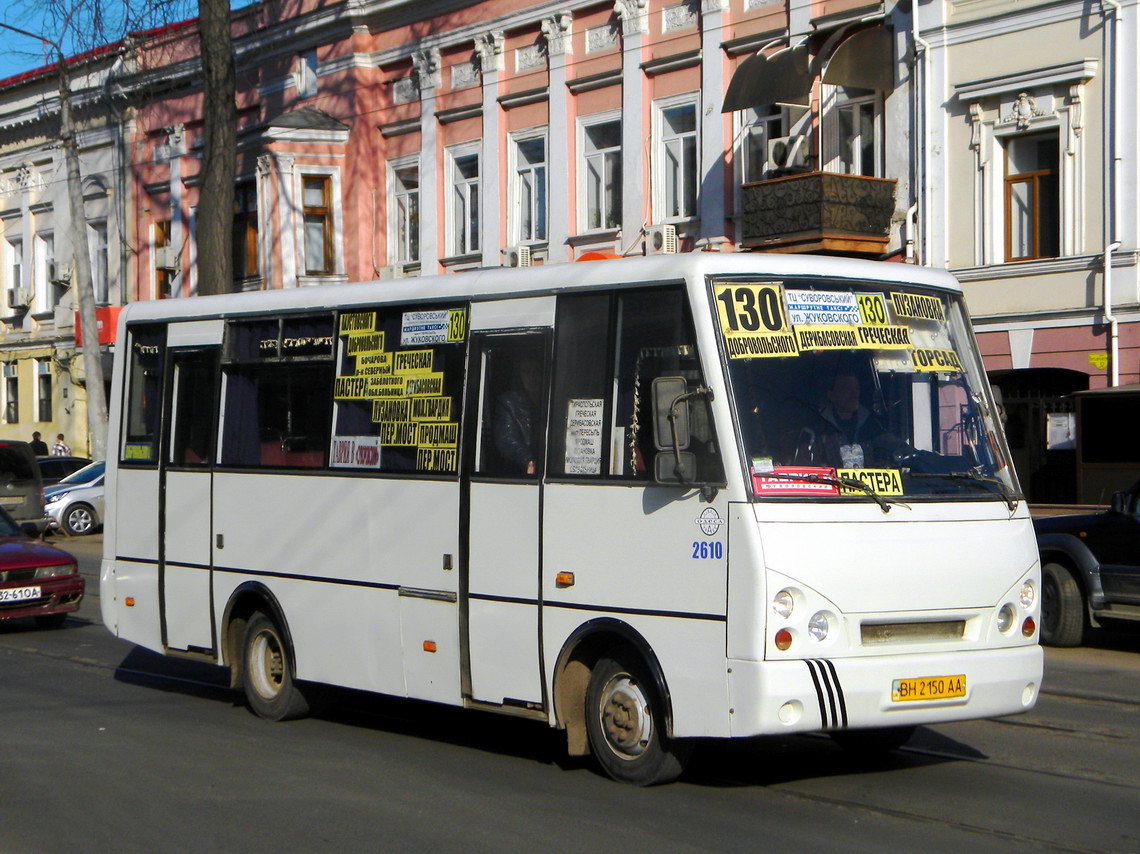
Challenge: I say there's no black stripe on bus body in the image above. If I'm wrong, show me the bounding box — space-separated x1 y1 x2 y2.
804 659 848 729
112 560 725 622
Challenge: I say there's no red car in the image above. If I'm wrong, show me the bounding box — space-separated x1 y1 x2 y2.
0 508 83 628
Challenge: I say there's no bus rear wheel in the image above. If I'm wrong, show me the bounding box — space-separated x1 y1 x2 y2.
584 648 690 786
241 612 311 721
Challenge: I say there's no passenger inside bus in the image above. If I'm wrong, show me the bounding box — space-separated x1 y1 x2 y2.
494 357 542 475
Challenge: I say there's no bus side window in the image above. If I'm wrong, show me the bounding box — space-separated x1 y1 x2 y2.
548 286 721 483
122 325 167 465
549 295 610 477
219 316 334 469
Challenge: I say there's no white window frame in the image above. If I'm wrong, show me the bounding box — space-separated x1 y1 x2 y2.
652 93 700 223
387 155 420 266
509 127 548 245
33 230 57 311
2 361 18 425
295 51 318 99
34 356 51 423
293 167 345 282
88 219 109 303
821 87 882 177
445 142 481 257
578 111 622 233
6 234 24 298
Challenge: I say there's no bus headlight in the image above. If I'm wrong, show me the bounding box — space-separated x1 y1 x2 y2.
772 590 794 619
996 604 1015 633
807 611 830 642
1019 580 1036 609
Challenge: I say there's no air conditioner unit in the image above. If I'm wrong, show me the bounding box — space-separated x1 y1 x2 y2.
6 287 28 309
644 224 678 256
501 245 532 267
766 135 809 173
153 245 180 271
377 264 406 280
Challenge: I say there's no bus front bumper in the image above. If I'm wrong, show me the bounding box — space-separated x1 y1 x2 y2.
725 644 1043 738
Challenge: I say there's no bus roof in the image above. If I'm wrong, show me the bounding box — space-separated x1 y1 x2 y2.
121 254 962 324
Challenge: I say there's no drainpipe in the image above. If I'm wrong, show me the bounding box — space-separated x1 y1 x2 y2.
1100 0 1121 385
910 4 931 265
1104 240 1122 386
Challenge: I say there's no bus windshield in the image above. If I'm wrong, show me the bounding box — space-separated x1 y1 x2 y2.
713 277 1018 502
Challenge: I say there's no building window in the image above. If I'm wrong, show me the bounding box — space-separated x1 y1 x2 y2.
233 182 259 282
35 358 51 422
511 131 547 243
654 96 699 221
89 220 109 303
6 236 23 297
295 50 318 99
302 176 333 274
834 92 880 177
34 231 63 310
3 362 17 424
580 115 622 231
388 159 419 265
154 220 173 299
446 145 479 256
1005 133 1059 262
739 106 785 184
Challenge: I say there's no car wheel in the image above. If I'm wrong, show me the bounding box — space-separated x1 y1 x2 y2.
241 611 312 721
831 725 916 757
1041 561 1085 647
62 503 97 536
34 613 68 629
584 647 691 786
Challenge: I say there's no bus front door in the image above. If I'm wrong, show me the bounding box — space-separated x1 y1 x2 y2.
158 341 220 655
462 329 550 710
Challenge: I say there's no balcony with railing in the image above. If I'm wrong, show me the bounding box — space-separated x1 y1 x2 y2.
740 171 897 256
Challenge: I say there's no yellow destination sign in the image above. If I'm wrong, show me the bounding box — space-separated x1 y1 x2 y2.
837 468 904 496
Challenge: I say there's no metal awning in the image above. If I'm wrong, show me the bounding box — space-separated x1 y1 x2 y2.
722 44 810 113
821 26 894 91
723 26 894 113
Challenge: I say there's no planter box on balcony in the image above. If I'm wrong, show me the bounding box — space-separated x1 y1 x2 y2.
741 171 897 256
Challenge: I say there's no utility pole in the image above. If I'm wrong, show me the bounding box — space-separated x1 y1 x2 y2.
1 23 108 459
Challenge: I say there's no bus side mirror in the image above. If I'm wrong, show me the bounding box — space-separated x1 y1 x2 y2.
654 451 697 484
1111 490 1129 514
652 376 691 451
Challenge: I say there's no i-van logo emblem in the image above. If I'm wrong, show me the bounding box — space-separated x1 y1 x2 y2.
696 508 724 536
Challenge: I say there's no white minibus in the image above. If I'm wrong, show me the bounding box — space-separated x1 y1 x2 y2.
101 253 1042 784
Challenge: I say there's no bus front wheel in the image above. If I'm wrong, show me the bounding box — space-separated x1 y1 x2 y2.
584 648 690 785
241 611 311 721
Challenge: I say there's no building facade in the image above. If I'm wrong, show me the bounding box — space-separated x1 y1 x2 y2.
1 0 1134 500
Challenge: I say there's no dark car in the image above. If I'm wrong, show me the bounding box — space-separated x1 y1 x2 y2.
36 456 93 486
1034 481 1140 646
0 440 46 530
0 506 83 628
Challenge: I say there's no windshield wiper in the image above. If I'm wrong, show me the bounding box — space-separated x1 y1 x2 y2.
755 471 908 514
906 470 1019 511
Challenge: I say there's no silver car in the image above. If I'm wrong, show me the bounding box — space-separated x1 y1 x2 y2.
44 465 105 536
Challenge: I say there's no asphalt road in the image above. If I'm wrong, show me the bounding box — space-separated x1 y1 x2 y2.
2 534 1138 853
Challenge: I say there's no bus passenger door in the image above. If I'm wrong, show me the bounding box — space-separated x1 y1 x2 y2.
159 332 221 655
462 328 551 709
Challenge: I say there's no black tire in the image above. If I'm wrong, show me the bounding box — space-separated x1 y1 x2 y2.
241 611 311 721
62 503 97 536
830 725 916 757
34 613 68 629
584 647 691 785
1041 561 1085 647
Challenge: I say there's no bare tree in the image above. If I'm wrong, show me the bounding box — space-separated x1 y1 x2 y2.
194 0 237 296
